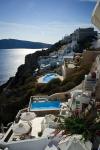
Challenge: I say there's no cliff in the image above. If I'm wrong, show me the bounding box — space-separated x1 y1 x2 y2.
0 28 98 126
0 40 64 125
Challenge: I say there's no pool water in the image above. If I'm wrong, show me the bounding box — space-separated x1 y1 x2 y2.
30 100 61 110
43 73 59 83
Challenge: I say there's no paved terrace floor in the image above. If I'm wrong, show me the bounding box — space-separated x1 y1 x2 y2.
31 117 44 138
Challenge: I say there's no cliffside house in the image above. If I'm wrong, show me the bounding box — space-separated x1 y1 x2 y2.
83 72 97 92
69 91 91 116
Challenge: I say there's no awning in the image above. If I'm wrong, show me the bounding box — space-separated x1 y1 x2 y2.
92 1 100 30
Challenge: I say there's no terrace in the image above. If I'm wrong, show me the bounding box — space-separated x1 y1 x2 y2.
0 105 60 150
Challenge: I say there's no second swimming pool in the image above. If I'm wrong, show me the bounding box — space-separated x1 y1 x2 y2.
43 73 59 83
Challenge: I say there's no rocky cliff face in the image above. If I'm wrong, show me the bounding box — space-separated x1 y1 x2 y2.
0 31 98 126
6 50 47 87
0 42 63 125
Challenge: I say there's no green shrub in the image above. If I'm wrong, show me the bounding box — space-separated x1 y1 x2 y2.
38 131 43 137
41 78 61 93
49 78 61 85
59 115 100 141
62 82 76 91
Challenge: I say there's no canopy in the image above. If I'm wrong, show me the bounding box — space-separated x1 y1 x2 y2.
12 122 31 135
92 1 100 30
20 112 36 121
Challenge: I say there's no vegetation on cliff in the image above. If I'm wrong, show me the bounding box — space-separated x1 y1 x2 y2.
0 50 97 126
58 115 100 141
74 35 97 53
0 32 98 125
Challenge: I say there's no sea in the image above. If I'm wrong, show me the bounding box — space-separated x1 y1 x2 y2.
0 48 40 85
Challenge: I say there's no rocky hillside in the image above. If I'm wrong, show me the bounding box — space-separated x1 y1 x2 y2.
0 40 64 125
0 50 98 126
0 28 99 126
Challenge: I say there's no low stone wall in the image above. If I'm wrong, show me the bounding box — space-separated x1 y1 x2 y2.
30 110 60 116
49 92 70 102
2 137 50 150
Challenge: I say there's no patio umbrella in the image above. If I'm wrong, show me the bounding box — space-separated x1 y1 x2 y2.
92 1 100 30
20 112 36 121
12 122 31 135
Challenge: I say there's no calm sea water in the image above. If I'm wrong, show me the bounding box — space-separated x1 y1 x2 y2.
0 48 40 85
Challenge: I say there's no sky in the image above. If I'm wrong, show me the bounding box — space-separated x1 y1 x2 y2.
0 0 97 44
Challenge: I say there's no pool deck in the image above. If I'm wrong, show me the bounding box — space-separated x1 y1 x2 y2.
31 117 44 137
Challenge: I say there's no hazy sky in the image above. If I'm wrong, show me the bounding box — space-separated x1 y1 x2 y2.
0 0 97 43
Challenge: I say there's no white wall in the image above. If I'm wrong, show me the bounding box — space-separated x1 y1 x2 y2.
1 138 50 150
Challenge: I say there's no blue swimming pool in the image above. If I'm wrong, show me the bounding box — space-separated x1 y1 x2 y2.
30 100 61 110
43 73 59 83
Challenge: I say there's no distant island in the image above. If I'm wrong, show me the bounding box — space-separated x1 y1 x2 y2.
0 39 52 49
